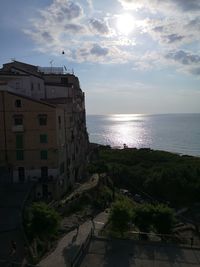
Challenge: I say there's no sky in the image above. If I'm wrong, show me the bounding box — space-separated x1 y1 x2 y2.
0 0 200 114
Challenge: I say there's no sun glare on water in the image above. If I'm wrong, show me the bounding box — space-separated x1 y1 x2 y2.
117 14 135 35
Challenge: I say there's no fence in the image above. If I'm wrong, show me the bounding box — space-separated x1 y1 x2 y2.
0 258 40 267
99 228 200 248
70 228 94 267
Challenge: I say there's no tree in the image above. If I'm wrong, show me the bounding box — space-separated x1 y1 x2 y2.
134 204 154 232
133 204 175 237
153 204 175 235
109 198 133 237
28 202 60 239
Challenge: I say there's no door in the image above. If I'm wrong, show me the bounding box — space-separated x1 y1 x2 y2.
18 167 25 182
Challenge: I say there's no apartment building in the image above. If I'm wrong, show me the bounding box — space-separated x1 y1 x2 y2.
0 61 89 198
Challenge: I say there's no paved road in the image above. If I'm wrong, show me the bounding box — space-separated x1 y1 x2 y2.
39 211 109 267
81 238 200 267
0 183 32 264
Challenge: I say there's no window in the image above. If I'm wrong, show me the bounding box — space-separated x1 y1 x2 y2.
16 150 24 160
16 135 23 149
61 77 68 84
58 116 61 129
67 158 71 165
60 162 64 174
16 82 20 89
40 134 48 143
15 99 21 107
41 166 48 178
38 114 47 125
71 131 74 140
18 167 25 182
31 82 34 91
38 83 41 91
14 115 23 125
40 150 48 160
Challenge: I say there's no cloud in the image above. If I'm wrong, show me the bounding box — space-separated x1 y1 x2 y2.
173 0 200 11
64 23 86 33
165 50 200 75
86 0 93 10
187 17 200 31
41 31 54 42
24 0 89 54
166 50 200 65
89 18 110 35
25 0 137 64
164 34 184 44
153 26 164 33
75 43 110 62
143 17 200 48
24 0 199 76
42 0 83 22
118 0 200 13
130 49 200 77
90 44 109 56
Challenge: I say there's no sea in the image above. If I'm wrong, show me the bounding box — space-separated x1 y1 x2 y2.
86 113 200 157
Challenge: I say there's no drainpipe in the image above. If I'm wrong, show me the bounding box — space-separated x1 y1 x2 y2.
2 91 8 164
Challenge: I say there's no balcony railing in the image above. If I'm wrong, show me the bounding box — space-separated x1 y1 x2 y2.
12 125 24 132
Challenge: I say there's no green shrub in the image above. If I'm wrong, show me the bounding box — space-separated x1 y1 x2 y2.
27 202 60 240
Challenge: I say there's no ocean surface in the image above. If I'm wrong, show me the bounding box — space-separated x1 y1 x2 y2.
86 114 200 157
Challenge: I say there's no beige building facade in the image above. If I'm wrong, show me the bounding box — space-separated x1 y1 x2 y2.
0 61 89 198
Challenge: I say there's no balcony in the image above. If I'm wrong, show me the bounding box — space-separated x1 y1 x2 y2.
12 125 24 132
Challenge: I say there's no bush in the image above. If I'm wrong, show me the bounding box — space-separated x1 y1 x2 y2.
109 198 133 236
93 186 113 209
96 147 200 207
153 204 176 234
134 204 154 232
27 202 60 240
133 203 175 235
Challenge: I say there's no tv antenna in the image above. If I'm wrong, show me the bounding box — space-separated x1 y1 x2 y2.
50 60 54 73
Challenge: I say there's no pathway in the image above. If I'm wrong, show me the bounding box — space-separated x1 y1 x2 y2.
39 210 109 267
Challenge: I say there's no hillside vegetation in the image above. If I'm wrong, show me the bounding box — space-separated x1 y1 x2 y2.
88 147 200 207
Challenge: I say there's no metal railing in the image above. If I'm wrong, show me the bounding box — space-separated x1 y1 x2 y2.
0 258 40 267
70 228 94 267
99 229 200 248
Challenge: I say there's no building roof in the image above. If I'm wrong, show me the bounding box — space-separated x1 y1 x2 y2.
1 61 43 79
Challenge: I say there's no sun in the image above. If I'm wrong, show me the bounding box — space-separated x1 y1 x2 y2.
116 14 135 35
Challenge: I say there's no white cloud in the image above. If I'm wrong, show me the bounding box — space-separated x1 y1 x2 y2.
24 0 200 76
89 18 110 35
40 0 83 22
137 16 200 50
165 50 200 76
118 0 200 13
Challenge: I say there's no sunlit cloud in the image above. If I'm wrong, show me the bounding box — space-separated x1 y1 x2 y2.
23 0 200 76
118 0 200 13
89 18 111 35
165 50 200 76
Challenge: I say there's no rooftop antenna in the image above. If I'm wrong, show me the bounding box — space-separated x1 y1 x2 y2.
49 59 54 73
64 65 67 73
11 58 16 62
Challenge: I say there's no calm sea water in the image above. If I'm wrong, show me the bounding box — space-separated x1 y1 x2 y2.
86 114 200 157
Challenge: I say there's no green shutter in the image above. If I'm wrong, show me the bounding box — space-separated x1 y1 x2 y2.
16 150 24 160
40 134 48 143
16 135 23 149
60 162 65 174
40 150 48 160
